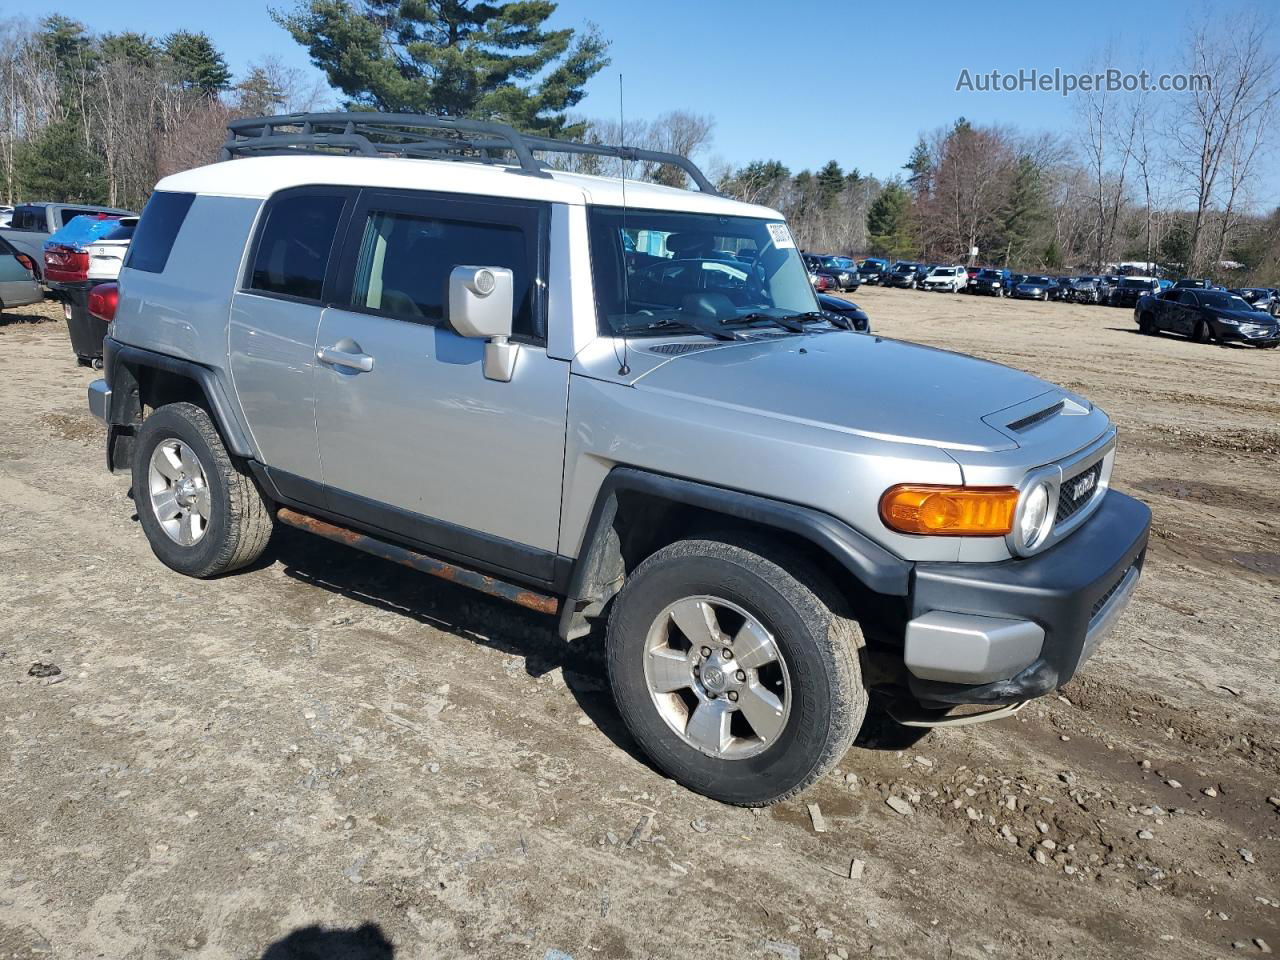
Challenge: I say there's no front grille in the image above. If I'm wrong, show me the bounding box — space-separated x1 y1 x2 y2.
1056 460 1103 525
1090 566 1133 621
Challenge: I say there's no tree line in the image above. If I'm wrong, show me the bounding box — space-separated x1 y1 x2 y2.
1 3 1275 284
715 15 1279 283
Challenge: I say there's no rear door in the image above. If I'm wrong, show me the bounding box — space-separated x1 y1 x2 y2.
229 186 355 490
313 188 570 578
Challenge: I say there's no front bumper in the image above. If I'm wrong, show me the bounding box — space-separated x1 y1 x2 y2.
904 490 1151 706
1218 323 1280 344
88 378 111 422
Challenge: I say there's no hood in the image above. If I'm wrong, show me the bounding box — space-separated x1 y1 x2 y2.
630 332 1063 451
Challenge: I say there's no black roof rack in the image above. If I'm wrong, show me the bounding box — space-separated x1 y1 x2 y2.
221 112 720 195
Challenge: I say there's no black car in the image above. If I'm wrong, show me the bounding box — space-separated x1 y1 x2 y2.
1135 287 1279 347
1231 287 1278 316
1011 275 1057 301
816 293 871 333
1109 276 1160 308
803 254 861 292
968 268 1008 296
883 261 924 288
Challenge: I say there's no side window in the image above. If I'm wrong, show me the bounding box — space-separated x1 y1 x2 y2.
11 207 41 231
347 207 538 338
123 192 196 274
248 192 346 302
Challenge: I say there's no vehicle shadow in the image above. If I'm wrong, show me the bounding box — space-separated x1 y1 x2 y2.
269 527 924 768
1105 328 1260 348
259 922 393 959
269 526 651 770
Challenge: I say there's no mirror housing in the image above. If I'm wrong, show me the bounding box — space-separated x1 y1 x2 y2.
448 265 518 382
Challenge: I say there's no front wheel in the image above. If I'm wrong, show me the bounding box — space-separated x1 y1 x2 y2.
132 402 275 578
1192 319 1213 344
1138 313 1158 336
606 537 867 805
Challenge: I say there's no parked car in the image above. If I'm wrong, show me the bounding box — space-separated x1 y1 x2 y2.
816 292 871 333
1230 287 1277 316
920 265 968 293
1135 287 1280 347
1108 276 1160 309
0 235 42 312
804 254 860 291
858 257 890 285
808 270 835 293
1012 275 1057 301
1062 276 1103 304
0 205 12 228
86 111 1150 807
1 201 135 281
43 214 134 366
968 268 1009 296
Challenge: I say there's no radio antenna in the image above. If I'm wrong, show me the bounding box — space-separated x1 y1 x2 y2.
615 72 631 376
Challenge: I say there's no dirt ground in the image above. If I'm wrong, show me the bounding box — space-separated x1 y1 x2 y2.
0 289 1277 960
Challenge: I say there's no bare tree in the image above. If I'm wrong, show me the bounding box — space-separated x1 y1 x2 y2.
1168 14 1279 273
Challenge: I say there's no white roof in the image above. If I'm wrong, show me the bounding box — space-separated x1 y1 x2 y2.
156 154 781 219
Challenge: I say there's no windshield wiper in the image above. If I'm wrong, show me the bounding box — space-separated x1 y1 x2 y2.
622 316 743 341
734 312 809 333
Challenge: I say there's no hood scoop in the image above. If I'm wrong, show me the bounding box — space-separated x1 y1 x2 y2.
982 390 1092 443
646 341 722 356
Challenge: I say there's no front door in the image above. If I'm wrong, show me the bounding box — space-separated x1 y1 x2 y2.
313 189 570 579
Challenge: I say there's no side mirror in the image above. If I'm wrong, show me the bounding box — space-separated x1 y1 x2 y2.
448 265 518 382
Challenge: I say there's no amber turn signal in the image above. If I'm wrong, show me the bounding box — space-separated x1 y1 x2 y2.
879 484 1020 536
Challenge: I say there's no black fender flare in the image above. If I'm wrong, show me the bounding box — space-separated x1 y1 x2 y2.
558 467 911 640
103 338 256 468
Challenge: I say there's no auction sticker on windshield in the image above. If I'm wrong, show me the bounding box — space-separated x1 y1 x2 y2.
767 222 795 249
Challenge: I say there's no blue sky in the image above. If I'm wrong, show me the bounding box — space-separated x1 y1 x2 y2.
56 0 1280 199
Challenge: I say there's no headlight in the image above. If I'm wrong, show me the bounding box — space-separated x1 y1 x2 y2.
1215 315 1240 325
1016 481 1054 550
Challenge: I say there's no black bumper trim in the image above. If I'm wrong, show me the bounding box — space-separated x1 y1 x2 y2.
907 490 1151 706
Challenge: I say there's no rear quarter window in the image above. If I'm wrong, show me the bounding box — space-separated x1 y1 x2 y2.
124 192 196 274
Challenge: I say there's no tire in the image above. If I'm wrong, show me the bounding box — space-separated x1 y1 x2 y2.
132 402 275 578
606 537 867 806
1138 313 1158 336
1192 319 1212 344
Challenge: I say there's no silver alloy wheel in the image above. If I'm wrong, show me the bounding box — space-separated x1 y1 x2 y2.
148 438 211 546
643 595 791 760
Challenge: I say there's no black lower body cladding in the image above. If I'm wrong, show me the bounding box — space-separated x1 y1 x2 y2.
907 491 1151 707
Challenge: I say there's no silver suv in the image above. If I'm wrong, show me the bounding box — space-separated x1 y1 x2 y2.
87 113 1150 805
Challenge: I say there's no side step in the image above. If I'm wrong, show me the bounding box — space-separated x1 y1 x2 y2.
275 507 561 616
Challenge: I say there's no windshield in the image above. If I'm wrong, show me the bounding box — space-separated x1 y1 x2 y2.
1023 276 1051 285
977 270 1001 279
1120 278 1154 288
587 207 818 337
1198 291 1258 311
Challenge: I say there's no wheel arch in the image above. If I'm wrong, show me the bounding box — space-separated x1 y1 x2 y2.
103 340 256 471
558 467 911 642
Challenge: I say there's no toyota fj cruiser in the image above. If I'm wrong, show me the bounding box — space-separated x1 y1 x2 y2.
87 113 1150 806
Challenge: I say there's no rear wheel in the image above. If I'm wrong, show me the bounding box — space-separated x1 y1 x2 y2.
132 402 275 578
606 537 867 806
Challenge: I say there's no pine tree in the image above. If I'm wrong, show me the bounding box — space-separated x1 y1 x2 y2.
236 67 289 117
274 0 609 135
867 183 915 258
903 138 930 194
815 160 844 207
1002 155 1050 265
16 116 107 203
163 31 232 96
100 32 161 68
